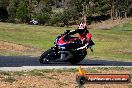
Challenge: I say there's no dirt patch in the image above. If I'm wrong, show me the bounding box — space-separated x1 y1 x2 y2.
0 41 40 55
88 18 132 30
0 70 131 88
115 49 132 54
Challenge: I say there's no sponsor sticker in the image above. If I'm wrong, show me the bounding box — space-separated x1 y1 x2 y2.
76 66 131 85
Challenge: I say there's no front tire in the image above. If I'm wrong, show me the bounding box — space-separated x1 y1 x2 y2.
39 49 53 64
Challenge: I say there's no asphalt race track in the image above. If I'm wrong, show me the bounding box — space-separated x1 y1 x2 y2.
0 56 132 71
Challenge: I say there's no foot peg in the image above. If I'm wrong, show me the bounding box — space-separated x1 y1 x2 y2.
91 48 93 52
89 47 93 52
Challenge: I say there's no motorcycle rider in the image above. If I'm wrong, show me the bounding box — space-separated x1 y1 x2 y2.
63 22 94 51
77 22 95 51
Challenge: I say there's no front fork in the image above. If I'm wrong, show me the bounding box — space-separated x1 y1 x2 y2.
60 51 65 59
51 46 73 61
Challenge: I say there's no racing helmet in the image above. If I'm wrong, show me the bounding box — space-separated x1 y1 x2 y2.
78 23 88 35
78 23 87 30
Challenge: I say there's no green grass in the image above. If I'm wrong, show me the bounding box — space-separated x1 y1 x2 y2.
88 22 132 61
0 23 70 49
0 21 132 61
2 76 16 83
0 67 132 76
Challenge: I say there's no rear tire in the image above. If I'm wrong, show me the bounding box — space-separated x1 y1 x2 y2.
68 50 87 65
68 57 85 65
39 49 53 64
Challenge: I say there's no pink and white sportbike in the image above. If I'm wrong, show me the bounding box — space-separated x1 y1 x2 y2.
39 29 95 65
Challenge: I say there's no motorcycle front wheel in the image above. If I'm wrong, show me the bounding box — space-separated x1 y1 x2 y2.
39 49 55 64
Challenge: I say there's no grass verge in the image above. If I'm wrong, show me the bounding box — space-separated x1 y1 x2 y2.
0 21 132 61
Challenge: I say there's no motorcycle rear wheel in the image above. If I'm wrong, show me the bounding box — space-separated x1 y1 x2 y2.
68 57 85 65
68 51 87 65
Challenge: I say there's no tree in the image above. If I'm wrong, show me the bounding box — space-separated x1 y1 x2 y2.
34 0 52 25
0 0 131 24
107 0 132 20
61 9 71 26
0 0 9 21
119 0 132 18
7 0 17 22
0 0 9 7
49 12 62 26
16 0 29 23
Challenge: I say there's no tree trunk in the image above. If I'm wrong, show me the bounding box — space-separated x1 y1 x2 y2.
111 9 113 20
125 11 127 18
82 3 87 24
28 0 32 20
118 12 121 20
110 0 114 20
112 0 114 20
115 9 118 19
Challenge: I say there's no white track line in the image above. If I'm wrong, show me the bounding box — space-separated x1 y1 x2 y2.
0 66 132 71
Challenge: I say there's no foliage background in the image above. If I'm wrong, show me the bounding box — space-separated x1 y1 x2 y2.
0 0 131 26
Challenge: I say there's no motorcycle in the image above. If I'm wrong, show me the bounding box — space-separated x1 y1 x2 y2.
39 29 94 65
